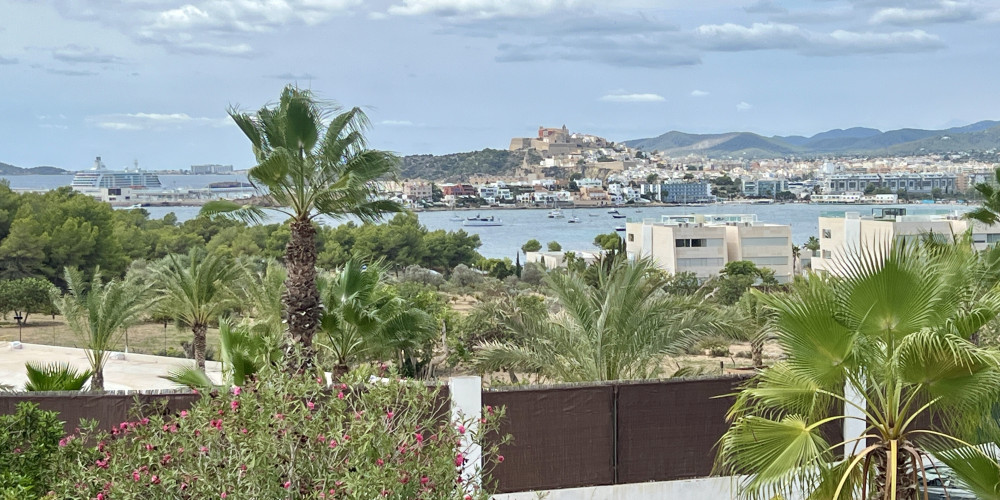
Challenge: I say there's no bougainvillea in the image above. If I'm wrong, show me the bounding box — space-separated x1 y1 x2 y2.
48 365 506 499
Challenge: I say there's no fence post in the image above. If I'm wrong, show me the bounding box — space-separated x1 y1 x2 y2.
450 376 482 492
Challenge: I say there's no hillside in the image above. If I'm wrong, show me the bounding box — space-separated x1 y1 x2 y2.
0 161 70 175
401 148 523 181
626 121 1000 158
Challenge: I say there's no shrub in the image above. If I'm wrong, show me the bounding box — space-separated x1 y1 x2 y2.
0 402 64 497
51 365 506 499
401 266 446 288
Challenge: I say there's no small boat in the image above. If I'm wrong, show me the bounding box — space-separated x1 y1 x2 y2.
614 225 626 232
611 214 626 219
588 213 600 217
463 215 503 227
449 214 464 222
547 210 564 219
567 217 580 224
127 203 143 209
608 209 620 215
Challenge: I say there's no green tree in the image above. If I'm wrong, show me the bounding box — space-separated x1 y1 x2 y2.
593 232 622 251
204 86 404 368
0 277 55 325
717 241 1000 499
317 259 436 378
164 318 280 390
546 241 562 252
521 239 542 254
151 249 241 371
965 167 1000 225
51 268 151 390
475 258 721 382
804 236 820 252
663 271 702 296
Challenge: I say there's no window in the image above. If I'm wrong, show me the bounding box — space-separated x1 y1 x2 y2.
743 237 789 246
822 250 832 259
628 234 634 242
822 229 832 238
677 258 724 267
675 238 710 248
749 256 789 266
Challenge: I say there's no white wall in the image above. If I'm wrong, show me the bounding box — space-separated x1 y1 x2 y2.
493 476 738 500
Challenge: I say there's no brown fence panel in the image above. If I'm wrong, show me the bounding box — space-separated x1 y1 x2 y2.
616 376 748 483
483 385 615 493
0 392 198 434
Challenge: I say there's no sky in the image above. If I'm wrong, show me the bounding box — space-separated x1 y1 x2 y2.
1 0 999 171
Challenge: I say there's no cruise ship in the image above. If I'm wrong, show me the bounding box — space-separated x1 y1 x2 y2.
71 157 162 190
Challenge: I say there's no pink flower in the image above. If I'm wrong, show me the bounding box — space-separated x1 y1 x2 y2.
497 455 504 463
180 410 188 418
133 471 141 482
386 410 394 420
274 413 285 420
415 433 424 443
306 400 315 410
145 443 154 451
232 386 241 396
200 446 209 454
283 481 291 489
457 424 466 434
420 476 429 485
486 405 494 414
151 475 161 485
455 452 464 467
337 392 344 400
220 492 226 498
97 494 105 500
329 439 338 449
241 428 248 434
464 495 472 500
316 376 325 384
317 434 326 443
230 400 239 411
399 475 409 485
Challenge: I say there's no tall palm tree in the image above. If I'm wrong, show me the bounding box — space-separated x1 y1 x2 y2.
151 249 240 371
317 258 436 378
476 257 722 382
965 167 1000 225
204 86 404 369
51 268 151 391
716 241 1000 499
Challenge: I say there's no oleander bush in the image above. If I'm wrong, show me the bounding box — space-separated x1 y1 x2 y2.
48 363 506 500
0 402 65 498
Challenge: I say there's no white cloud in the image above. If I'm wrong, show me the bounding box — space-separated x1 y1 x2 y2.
694 22 945 55
691 90 710 97
52 44 123 64
870 1 979 25
600 92 666 103
89 112 231 131
388 0 580 18
736 101 753 111
380 120 415 126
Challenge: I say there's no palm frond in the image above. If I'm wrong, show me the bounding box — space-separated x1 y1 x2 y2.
199 200 271 225
24 362 92 391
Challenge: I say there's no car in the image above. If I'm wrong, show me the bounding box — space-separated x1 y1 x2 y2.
921 465 978 500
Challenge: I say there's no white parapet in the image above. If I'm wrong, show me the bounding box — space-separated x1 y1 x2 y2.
450 376 482 492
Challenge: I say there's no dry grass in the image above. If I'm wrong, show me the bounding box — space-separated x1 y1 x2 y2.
0 315 220 358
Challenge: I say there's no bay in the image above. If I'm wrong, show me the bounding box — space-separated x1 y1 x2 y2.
136 203 973 260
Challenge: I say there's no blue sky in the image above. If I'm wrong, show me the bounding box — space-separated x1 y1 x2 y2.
1 0 998 170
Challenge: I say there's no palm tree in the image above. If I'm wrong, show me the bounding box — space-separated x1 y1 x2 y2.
725 292 776 369
51 268 151 391
317 258 436 378
716 241 1000 499
24 362 92 391
804 235 820 253
964 167 1000 225
151 249 240 371
475 257 722 382
164 317 279 390
204 86 404 368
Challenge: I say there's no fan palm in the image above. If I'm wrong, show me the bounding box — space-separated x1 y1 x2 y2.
51 268 151 391
203 86 403 369
965 167 1000 225
24 362 92 391
317 258 436 378
475 257 722 382
716 240 1000 500
151 249 240 371
164 317 279 390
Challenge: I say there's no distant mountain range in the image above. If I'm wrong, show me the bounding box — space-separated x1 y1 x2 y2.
625 121 1000 158
0 162 70 176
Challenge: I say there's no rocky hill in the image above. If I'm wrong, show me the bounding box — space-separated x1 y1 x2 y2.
0 161 70 175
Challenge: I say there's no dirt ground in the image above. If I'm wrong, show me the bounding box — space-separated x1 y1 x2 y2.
0 316 220 358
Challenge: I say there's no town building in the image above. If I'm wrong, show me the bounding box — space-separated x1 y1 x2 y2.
190 164 234 175
742 179 788 198
812 208 1000 276
822 173 957 195
625 214 793 283
661 181 714 203
402 181 433 202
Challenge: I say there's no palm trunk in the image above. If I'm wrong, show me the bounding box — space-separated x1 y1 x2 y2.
91 369 104 391
284 219 321 371
193 323 207 371
751 337 764 369
874 445 917 500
